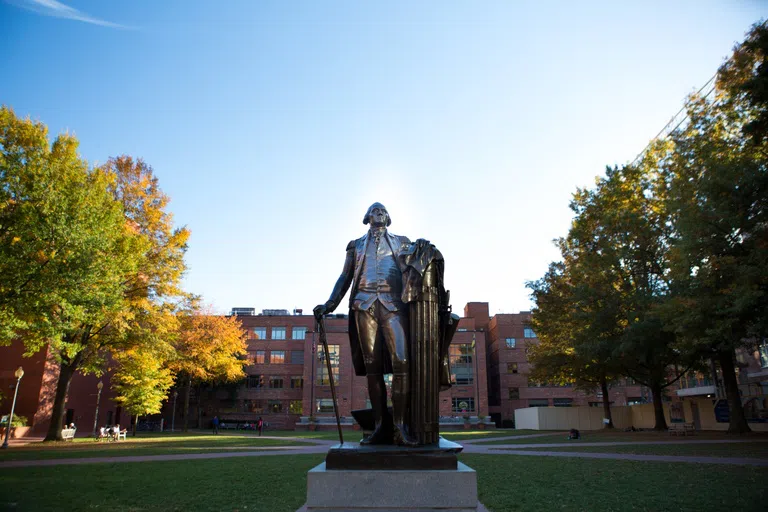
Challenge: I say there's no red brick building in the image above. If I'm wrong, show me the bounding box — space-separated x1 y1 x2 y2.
201 308 489 430
12 301 768 434
462 303 646 427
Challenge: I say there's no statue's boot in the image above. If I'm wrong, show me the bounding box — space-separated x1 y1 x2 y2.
392 373 418 447
361 373 392 445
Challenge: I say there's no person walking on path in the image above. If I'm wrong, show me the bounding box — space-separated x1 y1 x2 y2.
257 417 263 436
212 416 219 435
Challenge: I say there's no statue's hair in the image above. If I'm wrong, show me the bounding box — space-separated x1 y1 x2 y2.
363 202 391 226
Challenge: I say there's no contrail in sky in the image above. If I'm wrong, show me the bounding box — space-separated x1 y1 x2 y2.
6 0 132 29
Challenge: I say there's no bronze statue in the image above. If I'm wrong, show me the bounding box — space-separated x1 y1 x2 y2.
314 202 459 447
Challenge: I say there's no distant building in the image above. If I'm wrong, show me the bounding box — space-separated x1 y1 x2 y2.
2 301 766 434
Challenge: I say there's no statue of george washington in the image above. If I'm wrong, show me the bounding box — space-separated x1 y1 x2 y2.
314 202 459 447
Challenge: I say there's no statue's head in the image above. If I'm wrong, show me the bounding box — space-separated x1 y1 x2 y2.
363 202 391 227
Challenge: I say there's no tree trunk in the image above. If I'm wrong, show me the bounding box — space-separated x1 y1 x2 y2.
600 378 614 429
183 375 191 432
132 414 138 437
651 384 667 431
43 361 75 442
719 349 751 434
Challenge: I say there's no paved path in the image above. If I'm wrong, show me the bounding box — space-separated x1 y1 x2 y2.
2 434 767 468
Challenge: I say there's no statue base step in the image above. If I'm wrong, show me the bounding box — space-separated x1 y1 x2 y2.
325 437 462 471
302 461 480 512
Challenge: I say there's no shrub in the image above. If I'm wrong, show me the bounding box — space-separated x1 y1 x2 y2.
1 414 28 427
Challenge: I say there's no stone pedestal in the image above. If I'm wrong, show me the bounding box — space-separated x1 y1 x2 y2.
303 461 480 512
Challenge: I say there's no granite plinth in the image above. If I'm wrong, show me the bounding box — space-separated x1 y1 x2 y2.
325 437 462 470
305 461 479 512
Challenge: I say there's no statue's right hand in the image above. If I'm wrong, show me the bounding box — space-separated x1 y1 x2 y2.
313 304 329 320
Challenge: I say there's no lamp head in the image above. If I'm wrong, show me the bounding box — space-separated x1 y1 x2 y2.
97 380 104 390
14 367 23 379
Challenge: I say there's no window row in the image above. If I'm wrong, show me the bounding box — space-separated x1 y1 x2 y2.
449 344 474 385
451 397 475 413
252 326 307 340
246 350 304 365
243 399 303 414
246 375 304 389
527 398 572 407
316 345 340 385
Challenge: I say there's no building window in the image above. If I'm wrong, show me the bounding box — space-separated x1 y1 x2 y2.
247 375 264 389
449 344 474 385
292 327 307 340
553 398 573 407
509 387 520 400
268 400 283 413
290 376 304 389
507 362 518 374
457 328 468 332
253 327 267 340
452 398 475 413
759 340 768 368
290 350 304 365
316 345 340 385
289 400 303 414
626 398 643 406
269 377 284 389
505 338 516 349
523 327 536 338
528 399 549 407
272 327 286 340
316 398 335 413
270 350 285 364
254 350 266 364
244 399 264 413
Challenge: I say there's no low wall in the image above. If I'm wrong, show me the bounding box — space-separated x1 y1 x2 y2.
0 426 31 439
515 406 631 431
515 398 768 431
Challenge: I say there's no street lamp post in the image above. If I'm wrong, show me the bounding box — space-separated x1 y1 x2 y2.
171 390 178 432
92 380 104 437
2 366 24 449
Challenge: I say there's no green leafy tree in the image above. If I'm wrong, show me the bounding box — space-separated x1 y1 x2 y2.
111 344 174 436
1 107 137 347
1 108 143 441
528 257 624 429
41 156 189 441
660 31 768 433
170 305 247 431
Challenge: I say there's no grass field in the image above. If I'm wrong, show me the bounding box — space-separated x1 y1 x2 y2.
1 453 765 511
461 454 767 512
516 441 768 459
0 433 311 461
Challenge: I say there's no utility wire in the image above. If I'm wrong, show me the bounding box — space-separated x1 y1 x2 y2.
630 74 717 166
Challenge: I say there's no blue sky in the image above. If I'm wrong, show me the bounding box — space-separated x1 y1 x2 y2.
1 1 765 316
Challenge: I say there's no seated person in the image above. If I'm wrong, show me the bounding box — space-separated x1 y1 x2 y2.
568 428 580 440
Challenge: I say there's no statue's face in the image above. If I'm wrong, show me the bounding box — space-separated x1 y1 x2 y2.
369 206 389 227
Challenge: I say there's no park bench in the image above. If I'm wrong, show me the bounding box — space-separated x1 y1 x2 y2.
117 429 127 441
61 427 76 441
668 422 695 436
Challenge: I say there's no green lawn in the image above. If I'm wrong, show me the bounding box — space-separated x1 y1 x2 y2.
461 454 767 512
1 453 765 511
516 441 768 459
0 454 325 512
0 433 310 461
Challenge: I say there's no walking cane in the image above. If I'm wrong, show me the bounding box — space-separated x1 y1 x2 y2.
316 315 344 445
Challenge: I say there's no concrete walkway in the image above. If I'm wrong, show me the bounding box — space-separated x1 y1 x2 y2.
2 434 767 468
